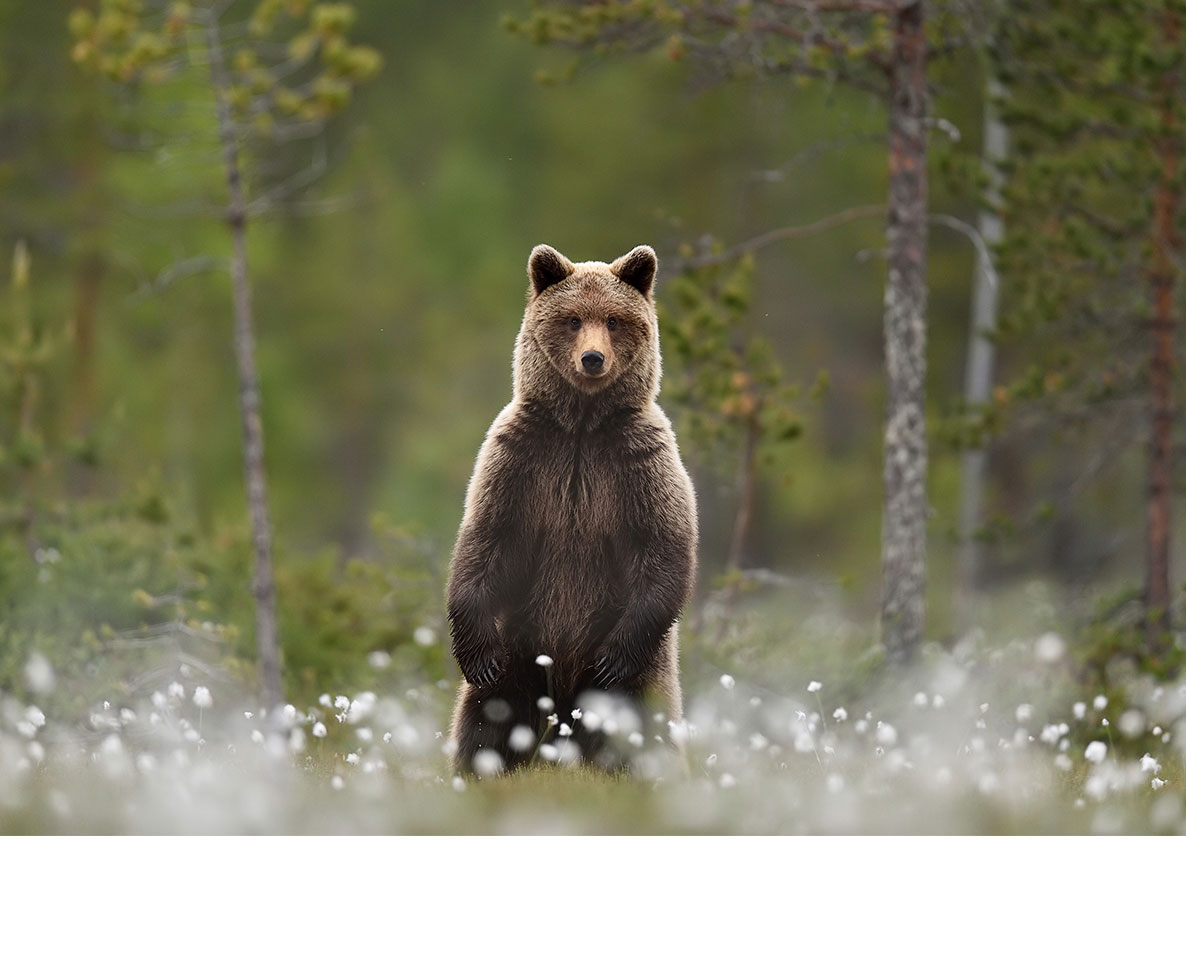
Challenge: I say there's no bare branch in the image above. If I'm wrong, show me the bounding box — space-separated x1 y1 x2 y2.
673 203 887 270
750 132 883 181
929 213 997 295
126 254 225 304
247 139 328 216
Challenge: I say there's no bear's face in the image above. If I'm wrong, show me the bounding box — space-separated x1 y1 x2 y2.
521 245 659 398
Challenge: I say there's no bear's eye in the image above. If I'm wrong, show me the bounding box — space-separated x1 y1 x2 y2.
606 316 619 332
568 315 581 331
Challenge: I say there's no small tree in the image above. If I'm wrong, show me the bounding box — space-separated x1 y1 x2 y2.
69 0 381 710
662 254 819 576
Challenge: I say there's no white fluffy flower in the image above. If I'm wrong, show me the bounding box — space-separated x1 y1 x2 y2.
312 721 327 738
192 686 212 709
508 725 536 752
413 626 437 646
719 674 735 690
1035 632 1065 663
1093 695 1108 711
807 681 822 693
534 654 554 668
24 653 55 695
1140 753 1161 774
832 707 848 722
1084 740 1107 764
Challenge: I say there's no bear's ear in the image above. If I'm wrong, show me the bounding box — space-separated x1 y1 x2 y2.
528 245 576 298
611 245 658 299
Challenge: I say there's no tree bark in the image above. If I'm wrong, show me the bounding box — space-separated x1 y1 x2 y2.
727 412 760 574
1146 11 1180 658
955 80 1008 630
206 11 283 712
880 0 929 664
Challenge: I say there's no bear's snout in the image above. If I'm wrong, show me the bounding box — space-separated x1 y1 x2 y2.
581 350 605 374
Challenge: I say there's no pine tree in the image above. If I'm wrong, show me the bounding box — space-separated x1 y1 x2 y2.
995 0 1185 667
69 0 381 710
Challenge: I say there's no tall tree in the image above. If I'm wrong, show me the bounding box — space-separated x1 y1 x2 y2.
995 0 1185 665
509 0 940 662
69 0 381 709
954 78 1007 628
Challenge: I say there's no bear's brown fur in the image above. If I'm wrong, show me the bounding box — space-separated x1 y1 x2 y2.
446 244 697 775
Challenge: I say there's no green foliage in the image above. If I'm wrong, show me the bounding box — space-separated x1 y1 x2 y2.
661 253 816 486
995 0 1186 410
0 489 446 719
504 0 897 94
70 0 382 126
0 244 99 551
276 518 447 699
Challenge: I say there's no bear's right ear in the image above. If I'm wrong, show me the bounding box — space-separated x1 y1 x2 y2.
528 245 576 298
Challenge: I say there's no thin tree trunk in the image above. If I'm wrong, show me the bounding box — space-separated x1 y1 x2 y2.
1146 11 1180 658
206 10 283 712
955 80 1007 631
12 241 38 558
880 0 929 664
727 413 760 573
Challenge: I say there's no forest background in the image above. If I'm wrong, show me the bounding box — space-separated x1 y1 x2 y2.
2 1 1184 833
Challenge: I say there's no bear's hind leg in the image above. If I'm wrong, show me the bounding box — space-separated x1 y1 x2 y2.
450 682 540 777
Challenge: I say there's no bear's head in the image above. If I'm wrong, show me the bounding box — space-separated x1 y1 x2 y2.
514 244 660 415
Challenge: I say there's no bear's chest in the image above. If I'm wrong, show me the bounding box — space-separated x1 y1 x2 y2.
533 433 628 539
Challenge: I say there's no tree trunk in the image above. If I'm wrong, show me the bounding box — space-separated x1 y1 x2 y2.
1146 12 1180 659
955 80 1008 631
727 412 760 574
206 11 283 712
880 0 929 664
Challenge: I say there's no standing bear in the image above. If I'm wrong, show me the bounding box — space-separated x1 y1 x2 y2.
447 243 698 775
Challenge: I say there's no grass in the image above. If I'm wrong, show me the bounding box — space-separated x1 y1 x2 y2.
2 584 1184 835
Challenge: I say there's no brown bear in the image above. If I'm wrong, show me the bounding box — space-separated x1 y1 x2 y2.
446 243 697 775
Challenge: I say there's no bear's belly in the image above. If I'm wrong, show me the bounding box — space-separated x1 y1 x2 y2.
510 516 625 690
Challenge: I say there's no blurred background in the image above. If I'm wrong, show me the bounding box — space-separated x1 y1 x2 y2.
0 0 1175 711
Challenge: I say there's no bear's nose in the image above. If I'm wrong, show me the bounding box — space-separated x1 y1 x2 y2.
581 350 605 374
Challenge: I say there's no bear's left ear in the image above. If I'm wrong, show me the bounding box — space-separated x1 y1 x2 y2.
611 245 658 300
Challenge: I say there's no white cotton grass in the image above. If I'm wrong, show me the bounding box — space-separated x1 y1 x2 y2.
2 605 1184 835
24 653 55 695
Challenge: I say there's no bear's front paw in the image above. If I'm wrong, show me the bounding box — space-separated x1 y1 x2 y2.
592 652 640 693
460 654 502 689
